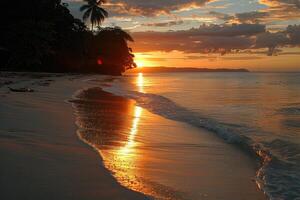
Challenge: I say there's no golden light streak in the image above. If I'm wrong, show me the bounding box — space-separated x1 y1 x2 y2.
106 105 143 191
137 73 144 93
97 104 144 193
97 74 145 192
119 106 142 155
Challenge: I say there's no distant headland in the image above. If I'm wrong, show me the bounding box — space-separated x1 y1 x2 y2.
127 67 250 73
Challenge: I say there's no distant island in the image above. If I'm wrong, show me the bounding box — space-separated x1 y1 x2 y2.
127 67 250 73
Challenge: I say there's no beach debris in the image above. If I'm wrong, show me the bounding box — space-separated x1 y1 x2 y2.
8 87 34 93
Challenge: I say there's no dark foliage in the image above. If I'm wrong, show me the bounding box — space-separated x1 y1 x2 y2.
94 27 136 74
0 0 136 75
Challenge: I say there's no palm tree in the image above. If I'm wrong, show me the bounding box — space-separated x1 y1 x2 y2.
80 0 108 30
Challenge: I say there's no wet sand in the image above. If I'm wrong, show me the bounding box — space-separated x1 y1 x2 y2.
72 87 266 200
0 74 147 200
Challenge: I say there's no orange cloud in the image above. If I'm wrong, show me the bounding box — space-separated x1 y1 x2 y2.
105 0 213 16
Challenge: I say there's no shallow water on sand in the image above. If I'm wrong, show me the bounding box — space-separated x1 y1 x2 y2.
72 87 265 200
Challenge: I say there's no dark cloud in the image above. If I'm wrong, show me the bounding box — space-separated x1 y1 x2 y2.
141 20 184 27
132 24 300 55
209 1 300 24
262 0 300 8
255 32 289 55
254 25 300 55
132 24 266 39
208 11 234 21
221 56 263 60
185 55 216 59
131 24 264 54
258 0 300 22
286 24 300 45
131 35 251 54
189 23 266 36
209 11 273 24
183 55 262 61
235 11 270 24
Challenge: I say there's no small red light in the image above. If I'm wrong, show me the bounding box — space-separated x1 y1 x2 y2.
97 58 103 65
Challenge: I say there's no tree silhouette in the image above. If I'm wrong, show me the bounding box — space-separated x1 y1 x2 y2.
95 26 136 74
0 0 136 75
80 0 108 30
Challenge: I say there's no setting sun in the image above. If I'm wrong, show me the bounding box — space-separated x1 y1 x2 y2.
135 59 144 68
134 53 157 68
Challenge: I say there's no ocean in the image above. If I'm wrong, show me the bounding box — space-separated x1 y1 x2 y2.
100 72 300 200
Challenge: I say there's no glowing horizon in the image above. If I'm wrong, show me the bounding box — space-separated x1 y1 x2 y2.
132 50 300 72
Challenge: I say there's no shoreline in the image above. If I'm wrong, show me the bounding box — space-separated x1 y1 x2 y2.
71 85 266 200
0 73 147 200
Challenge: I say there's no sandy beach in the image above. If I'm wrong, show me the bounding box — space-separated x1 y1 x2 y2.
0 73 147 200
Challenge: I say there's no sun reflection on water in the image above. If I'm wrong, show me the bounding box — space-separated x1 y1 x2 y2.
137 73 144 93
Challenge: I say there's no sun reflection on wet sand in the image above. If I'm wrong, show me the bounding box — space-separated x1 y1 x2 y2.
119 106 142 155
101 74 145 192
72 88 144 192
101 105 144 194
72 77 189 200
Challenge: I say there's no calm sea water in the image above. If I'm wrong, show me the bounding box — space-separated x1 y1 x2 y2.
103 72 300 200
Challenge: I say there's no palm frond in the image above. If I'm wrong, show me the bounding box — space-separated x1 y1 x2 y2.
80 5 91 12
83 8 92 21
98 7 108 17
80 0 108 28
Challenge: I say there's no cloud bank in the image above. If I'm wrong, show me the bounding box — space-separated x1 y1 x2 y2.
131 24 300 55
64 0 300 55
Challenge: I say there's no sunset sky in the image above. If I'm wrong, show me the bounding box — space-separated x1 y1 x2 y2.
65 0 300 71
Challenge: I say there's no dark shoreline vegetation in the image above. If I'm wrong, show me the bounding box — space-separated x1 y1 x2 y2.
0 0 136 76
